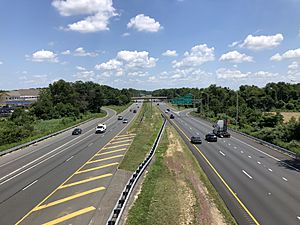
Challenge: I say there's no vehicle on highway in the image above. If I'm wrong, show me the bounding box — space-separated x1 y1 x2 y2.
205 133 217 142
157 103 159 105
118 115 123 120
95 123 106 133
170 114 175 119
72 128 82 135
167 108 170 111
165 110 168 113
190 136 202 144
123 118 128 123
133 109 137 113
213 119 230 138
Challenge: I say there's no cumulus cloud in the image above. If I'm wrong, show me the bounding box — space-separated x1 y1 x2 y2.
217 68 278 79
172 44 215 68
122 32 130 37
0 61 3 65
74 70 95 81
240 33 283 50
219 50 253 63
95 50 157 77
30 50 58 62
76 66 86 70
20 74 49 86
74 47 98 57
61 50 71 55
270 48 300 61
52 0 117 33
162 50 178 57
127 14 162 32
228 41 240 48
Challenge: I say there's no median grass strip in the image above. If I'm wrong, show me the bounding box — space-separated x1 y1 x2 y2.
0 111 106 153
119 102 163 172
125 125 236 225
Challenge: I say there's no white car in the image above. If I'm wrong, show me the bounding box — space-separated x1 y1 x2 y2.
95 124 106 133
165 110 168 113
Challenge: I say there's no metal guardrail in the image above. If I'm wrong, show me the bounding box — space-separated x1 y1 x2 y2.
107 115 167 225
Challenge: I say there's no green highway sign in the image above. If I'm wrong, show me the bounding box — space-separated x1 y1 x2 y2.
171 93 193 105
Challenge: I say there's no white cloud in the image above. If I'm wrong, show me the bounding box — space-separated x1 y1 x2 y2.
240 33 283 50
61 50 71 55
52 0 117 33
31 50 58 62
76 66 86 70
219 50 254 63
0 61 3 65
172 44 215 68
117 50 157 69
270 48 300 61
21 75 49 85
95 50 157 77
288 61 298 70
74 47 98 57
122 32 130 37
74 70 95 81
127 14 162 32
228 41 240 48
162 50 178 57
217 68 278 79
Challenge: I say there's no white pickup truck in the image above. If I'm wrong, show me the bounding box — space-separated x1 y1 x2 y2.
95 123 107 133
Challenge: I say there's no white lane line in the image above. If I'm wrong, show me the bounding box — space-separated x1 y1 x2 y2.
196 132 200 135
22 180 38 191
234 146 237 149
0 132 95 186
241 151 244 154
219 151 226 156
297 216 300 220
242 170 253 179
228 143 231 146
190 127 193 130
268 168 273 172
223 140 226 143
257 161 261 165
282 177 288 182
248 155 252 159
66 156 74 162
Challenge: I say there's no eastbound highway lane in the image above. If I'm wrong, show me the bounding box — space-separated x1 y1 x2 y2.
160 104 300 225
0 103 141 225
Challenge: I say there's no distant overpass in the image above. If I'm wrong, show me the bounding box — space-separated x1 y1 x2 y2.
131 96 167 100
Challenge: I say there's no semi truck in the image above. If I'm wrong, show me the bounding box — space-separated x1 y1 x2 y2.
213 119 230 138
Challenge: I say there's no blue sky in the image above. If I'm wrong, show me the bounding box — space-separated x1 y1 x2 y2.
0 0 300 90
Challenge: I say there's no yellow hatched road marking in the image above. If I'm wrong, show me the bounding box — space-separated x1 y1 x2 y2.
75 162 119 175
116 133 136 138
42 206 96 225
111 136 134 141
59 173 113 189
96 148 127 156
102 143 130 150
110 139 132 145
172 120 260 225
87 155 123 164
34 187 105 211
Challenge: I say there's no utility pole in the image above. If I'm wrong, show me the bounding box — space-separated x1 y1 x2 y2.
236 91 239 129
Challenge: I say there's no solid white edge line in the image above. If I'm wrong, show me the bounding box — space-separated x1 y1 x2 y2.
282 177 288 182
66 156 74 162
219 151 226 156
242 170 253 179
22 180 38 191
268 168 273 172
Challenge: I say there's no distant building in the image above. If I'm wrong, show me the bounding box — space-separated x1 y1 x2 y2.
0 89 40 106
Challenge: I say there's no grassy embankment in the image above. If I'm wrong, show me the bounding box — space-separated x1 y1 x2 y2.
0 111 106 153
119 102 163 171
125 124 236 225
106 102 133 114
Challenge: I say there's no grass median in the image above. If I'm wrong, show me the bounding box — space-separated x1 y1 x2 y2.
119 102 163 172
124 125 236 225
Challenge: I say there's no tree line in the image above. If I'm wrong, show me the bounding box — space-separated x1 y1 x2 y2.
0 80 147 148
153 82 300 154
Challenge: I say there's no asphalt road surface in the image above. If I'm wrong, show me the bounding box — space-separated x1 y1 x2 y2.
0 102 142 225
160 103 300 225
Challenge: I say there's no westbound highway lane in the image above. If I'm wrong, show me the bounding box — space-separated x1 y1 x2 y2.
0 102 142 225
160 103 300 225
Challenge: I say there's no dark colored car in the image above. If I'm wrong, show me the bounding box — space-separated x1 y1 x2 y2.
170 114 175 119
191 136 202 144
72 128 82 135
118 115 123 120
133 109 137 113
205 133 217 142
167 108 170 111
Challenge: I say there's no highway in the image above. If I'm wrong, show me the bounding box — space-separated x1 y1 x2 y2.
160 103 300 225
0 103 141 225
